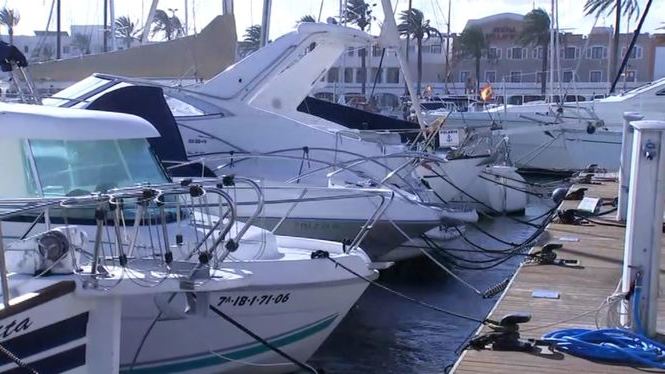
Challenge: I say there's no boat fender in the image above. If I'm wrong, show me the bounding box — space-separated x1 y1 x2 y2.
551 187 568 204
310 250 330 259
586 123 596 134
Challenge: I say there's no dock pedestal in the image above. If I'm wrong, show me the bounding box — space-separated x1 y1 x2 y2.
622 120 665 336
617 112 644 221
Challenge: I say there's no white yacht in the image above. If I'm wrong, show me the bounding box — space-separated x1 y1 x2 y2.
0 102 376 372
428 78 665 172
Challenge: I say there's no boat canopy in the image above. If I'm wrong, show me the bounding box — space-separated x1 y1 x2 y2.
0 102 159 140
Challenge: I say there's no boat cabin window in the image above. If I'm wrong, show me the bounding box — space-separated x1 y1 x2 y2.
657 89 665 96
0 139 39 198
29 138 168 197
164 95 205 117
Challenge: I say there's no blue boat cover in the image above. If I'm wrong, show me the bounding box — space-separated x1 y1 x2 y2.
87 85 215 177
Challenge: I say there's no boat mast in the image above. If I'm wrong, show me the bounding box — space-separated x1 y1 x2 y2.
103 0 108 52
222 0 234 15
56 0 61 59
109 0 116 50
444 0 451 94
184 0 189 35
259 0 272 48
548 0 554 101
141 0 159 43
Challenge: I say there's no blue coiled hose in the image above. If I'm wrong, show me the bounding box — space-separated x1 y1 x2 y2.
543 328 665 369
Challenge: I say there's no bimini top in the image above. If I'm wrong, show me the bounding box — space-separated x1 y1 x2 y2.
0 102 159 140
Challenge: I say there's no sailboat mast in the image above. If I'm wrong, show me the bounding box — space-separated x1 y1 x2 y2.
548 0 554 101
103 0 108 52
184 0 189 35
141 0 159 43
109 0 116 50
259 0 272 48
56 0 61 59
444 0 451 94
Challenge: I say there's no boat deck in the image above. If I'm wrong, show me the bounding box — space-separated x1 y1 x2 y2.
453 176 665 373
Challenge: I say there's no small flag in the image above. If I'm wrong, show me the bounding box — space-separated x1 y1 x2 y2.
480 83 493 101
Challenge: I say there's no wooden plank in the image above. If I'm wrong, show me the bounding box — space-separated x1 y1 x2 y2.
453 179 664 373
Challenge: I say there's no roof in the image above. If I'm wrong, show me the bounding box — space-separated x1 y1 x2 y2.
0 103 159 140
466 13 524 29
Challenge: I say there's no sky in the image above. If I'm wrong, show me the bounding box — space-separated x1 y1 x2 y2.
1 0 663 41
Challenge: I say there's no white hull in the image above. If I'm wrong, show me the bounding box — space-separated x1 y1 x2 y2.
3 221 374 373
434 108 624 172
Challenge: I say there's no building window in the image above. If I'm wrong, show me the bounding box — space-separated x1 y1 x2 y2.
487 47 501 60
536 71 546 83
372 45 382 57
623 45 643 60
485 71 496 83
624 70 636 82
460 71 470 83
532 47 544 59
508 47 525 60
344 67 353 83
430 44 442 54
588 46 606 59
370 67 383 83
421 45 431 54
563 46 578 60
62 46 70 54
347 47 354 57
355 68 366 83
510 71 521 83
327 67 339 83
562 71 574 82
589 70 602 82
386 68 400 83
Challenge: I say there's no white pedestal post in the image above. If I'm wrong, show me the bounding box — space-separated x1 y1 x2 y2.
621 120 665 336
617 112 644 221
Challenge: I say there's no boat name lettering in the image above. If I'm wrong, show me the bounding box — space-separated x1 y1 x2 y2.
188 139 208 144
0 317 32 339
217 293 291 307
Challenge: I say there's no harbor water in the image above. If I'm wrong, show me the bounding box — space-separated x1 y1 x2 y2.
312 193 554 373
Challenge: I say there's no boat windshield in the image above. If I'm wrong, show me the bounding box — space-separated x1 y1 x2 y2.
29 138 169 197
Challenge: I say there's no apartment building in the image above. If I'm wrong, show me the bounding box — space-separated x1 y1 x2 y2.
314 12 662 104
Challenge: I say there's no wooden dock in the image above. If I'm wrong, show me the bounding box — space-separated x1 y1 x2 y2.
452 177 665 373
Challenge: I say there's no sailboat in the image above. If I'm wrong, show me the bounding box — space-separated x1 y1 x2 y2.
0 100 376 372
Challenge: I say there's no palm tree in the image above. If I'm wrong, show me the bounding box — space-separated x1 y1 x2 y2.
151 9 184 41
72 33 91 55
398 8 441 96
343 0 374 96
239 25 261 57
0 8 20 45
584 0 640 82
297 15 316 24
519 9 550 95
115 16 140 49
457 26 487 94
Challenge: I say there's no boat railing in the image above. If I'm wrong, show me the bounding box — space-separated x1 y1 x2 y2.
0 181 259 308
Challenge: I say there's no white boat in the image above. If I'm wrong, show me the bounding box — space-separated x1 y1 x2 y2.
428 78 665 172
0 101 376 372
